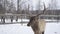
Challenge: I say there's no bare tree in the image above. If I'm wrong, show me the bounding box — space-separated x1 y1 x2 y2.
0 0 6 14
8 0 15 13
3 0 16 13
48 0 57 10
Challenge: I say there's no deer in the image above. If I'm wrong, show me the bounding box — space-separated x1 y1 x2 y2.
27 3 46 34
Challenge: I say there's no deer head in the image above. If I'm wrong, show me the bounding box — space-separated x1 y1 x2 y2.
27 3 46 26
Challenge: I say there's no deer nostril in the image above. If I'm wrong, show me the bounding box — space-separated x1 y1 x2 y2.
27 24 30 26
27 24 29 26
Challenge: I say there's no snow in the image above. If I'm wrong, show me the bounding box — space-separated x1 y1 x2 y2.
0 24 34 34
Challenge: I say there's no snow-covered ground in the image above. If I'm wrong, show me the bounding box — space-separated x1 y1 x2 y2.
45 23 60 34
0 23 60 34
0 24 34 34
0 19 60 34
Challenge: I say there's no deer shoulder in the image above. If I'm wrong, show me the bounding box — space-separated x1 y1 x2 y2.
38 19 46 32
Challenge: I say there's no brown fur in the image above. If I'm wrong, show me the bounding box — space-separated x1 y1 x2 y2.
27 16 46 34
